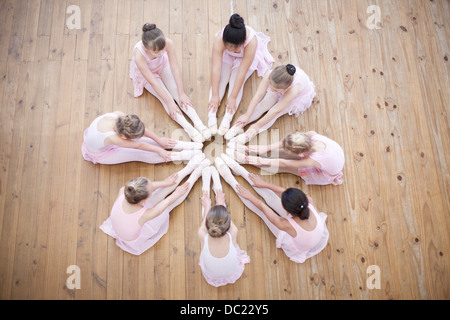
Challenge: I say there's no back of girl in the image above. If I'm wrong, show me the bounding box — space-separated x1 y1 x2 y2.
198 205 249 287
276 188 329 263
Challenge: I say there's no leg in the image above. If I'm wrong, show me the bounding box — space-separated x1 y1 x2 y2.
98 141 197 165
218 67 255 136
214 157 281 238
159 65 211 140
220 153 288 217
201 166 212 218
208 62 233 133
164 158 210 213
224 90 279 140
147 153 206 206
144 80 203 143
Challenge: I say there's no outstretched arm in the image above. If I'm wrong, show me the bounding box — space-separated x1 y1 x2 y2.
138 183 190 226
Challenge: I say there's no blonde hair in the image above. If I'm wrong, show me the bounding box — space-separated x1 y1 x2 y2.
269 64 296 89
206 205 231 238
283 132 313 155
115 114 145 139
124 177 149 204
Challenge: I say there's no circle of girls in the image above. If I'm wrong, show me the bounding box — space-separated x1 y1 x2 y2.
81 14 345 288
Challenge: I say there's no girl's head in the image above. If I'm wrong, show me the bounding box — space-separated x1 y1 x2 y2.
281 188 309 220
223 14 246 51
116 114 145 139
269 64 296 90
282 132 312 156
142 23 166 52
124 177 152 204
205 205 231 237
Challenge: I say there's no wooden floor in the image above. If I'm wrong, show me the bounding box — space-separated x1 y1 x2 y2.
0 0 448 300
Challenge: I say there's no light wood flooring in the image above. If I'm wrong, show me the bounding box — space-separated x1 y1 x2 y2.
0 0 449 299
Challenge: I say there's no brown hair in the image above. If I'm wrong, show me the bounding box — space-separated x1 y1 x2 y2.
269 64 296 89
124 177 149 204
205 205 231 238
115 114 145 139
142 23 166 51
282 132 313 155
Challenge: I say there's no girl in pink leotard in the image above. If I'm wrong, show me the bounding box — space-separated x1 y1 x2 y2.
130 23 211 142
232 131 345 186
214 153 328 263
198 167 249 287
207 14 274 135
81 111 201 165
226 64 316 142
100 154 210 255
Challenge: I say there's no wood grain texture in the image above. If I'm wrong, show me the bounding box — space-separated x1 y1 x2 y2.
0 0 448 300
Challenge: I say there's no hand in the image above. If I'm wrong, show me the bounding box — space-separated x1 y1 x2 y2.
215 189 226 206
162 173 178 187
236 184 253 200
158 137 178 149
201 190 211 208
245 125 259 141
248 144 272 155
225 97 237 114
173 182 190 197
179 93 193 111
158 149 172 162
248 173 267 188
234 113 250 128
168 103 182 120
208 95 221 113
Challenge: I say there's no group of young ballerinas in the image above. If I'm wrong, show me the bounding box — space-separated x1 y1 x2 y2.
81 14 345 287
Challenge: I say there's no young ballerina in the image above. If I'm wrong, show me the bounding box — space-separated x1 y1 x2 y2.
130 23 211 142
81 111 202 165
198 166 250 287
207 13 274 136
99 154 210 255
231 131 345 186
215 153 329 263
225 64 316 141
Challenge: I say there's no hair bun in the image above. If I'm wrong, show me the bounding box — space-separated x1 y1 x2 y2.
286 64 296 76
229 13 245 29
142 23 156 32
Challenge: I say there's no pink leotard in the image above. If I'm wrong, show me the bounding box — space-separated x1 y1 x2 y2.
199 232 250 287
276 204 329 263
129 40 170 97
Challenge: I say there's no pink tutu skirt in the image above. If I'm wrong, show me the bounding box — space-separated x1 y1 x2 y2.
286 81 316 117
81 129 120 164
198 246 250 287
99 211 170 255
298 167 344 186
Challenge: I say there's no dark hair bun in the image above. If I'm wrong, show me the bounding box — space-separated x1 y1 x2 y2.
286 64 296 76
142 23 156 32
229 13 245 29
281 188 309 220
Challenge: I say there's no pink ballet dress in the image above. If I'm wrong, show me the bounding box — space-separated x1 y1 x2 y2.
81 113 120 164
273 65 316 117
276 204 329 263
220 26 274 77
298 134 345 185
99 193 170 255
129 40 170 98
199 232 250 287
